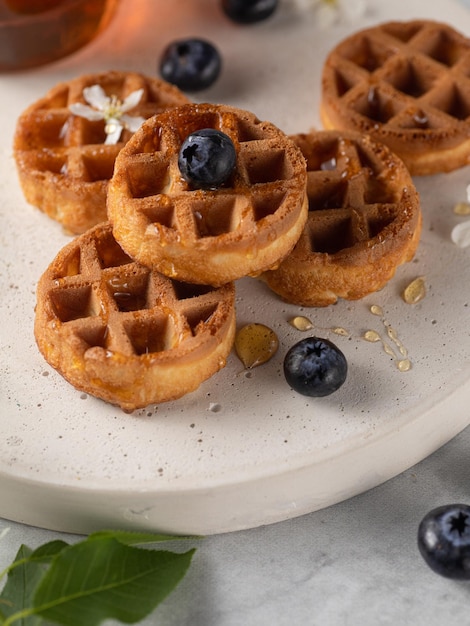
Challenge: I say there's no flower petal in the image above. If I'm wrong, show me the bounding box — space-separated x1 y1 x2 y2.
451 220 470 248
83 84 110 110
69 103 105 121
122 114 145 133
121 89 144 113
466 183 470 203
104 121 124 144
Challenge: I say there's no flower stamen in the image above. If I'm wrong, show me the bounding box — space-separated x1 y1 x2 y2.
69 86 145 144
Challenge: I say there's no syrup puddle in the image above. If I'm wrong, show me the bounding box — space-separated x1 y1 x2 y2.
234 323 279 369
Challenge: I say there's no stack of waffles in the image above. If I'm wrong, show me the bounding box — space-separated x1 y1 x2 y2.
21 75 310 411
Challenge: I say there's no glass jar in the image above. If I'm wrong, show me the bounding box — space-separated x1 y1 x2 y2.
0 0 119 71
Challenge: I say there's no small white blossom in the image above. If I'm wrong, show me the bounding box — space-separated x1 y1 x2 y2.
288 0 367 27
69 85 145 144
451 220 470 248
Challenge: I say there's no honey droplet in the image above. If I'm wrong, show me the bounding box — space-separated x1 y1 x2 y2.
234 323 279 369
364 307 412 372
402 277 426 304
383 342 396 358
386 324 408 357
370 304 383 317
397 359 412 372
363 330 381 343
289 316 313 331
331 326 349 337
453 202 470 216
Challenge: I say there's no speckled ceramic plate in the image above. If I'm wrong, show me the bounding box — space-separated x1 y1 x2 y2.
1 0 470 535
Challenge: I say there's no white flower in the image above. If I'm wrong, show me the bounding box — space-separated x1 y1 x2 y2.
69 85 145 144
289 0 367 28
451 221 470 248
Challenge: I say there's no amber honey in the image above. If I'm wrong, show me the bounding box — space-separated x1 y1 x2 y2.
0 0 118 71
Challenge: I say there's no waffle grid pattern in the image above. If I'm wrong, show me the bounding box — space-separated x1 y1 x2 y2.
14 71 190 233
44 226 230 359
16 72 190 184
293 134 401 257
121 109 301 242
262 130 421 306
108 104 308 286
324 20 470 134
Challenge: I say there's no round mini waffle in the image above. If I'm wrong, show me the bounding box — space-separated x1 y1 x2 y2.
14 70 190 234
34 222 236 412
261 129 422 307
107 102 308 286
321 20 470 175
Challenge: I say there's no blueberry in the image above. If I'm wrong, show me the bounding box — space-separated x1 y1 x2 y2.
418 504 470 579
178 129 237 190
221 0 279 24
283 337 347 397
159 38 221 92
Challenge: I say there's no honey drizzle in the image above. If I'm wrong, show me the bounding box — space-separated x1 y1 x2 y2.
288 305 412 373
364 305 411 371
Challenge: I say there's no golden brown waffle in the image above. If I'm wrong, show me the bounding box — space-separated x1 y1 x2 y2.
14 71 190 234
321 20 470 175
261 129 422 307
107 103 308 286
34 222 236 412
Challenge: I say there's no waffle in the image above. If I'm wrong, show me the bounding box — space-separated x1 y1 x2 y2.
261 129 422 307
321 20 470 176
14 71 190 234
107 102 308 286
34 222 236 412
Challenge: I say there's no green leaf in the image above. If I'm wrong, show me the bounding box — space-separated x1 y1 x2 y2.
0 541 69 625
0 542 68 582
29 542 69 562
0 545 45 625
32 537 195 626
87 530 196 546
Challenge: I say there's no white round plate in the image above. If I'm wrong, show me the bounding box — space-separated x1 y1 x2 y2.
1 0 470 535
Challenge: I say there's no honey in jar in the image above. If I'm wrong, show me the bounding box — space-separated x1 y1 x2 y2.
0 0 118 71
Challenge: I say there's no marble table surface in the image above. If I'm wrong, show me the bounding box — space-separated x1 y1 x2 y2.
2 0 470 624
